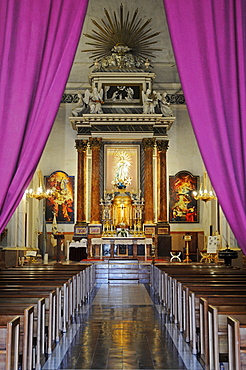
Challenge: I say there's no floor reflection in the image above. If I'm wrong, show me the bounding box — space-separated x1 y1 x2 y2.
43 284 203 370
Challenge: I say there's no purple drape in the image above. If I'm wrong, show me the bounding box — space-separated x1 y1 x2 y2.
163 0 246 252
0 0 88 234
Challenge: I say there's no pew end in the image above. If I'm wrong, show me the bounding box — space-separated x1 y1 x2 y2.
228 316 246 370
0 316 20 370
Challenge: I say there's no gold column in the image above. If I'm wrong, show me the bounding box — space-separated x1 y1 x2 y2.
75 140 88 225
142 138 155 224
156 140 169 223
89 138 102 224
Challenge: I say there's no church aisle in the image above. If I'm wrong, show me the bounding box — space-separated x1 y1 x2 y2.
43 284 203 370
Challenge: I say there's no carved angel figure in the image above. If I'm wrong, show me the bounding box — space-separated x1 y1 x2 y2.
71 93 85 117
142 89 158 114
159 92 173 117
84 87 104 114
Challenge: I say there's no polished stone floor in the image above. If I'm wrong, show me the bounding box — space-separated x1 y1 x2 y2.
43 284 203 370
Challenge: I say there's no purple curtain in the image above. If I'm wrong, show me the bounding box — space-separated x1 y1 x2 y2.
0 0 88 233
163 0 246 252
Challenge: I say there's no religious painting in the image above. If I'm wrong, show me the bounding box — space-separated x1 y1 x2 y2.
103 84 141 104
45 171 74 224
104 145 139 192
169 171 199 223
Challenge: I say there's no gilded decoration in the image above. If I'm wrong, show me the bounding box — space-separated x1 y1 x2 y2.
82 4 161 71
142 138 155 150
156 140 169 152
75 139 88 152
89 137 102 149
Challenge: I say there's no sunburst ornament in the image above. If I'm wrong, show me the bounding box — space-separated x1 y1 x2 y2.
83 4 161 69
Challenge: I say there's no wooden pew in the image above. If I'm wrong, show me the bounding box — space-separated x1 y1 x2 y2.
182 285 246 350
199 296 246 370
0 279 70 333
152 264 246 311
208 305 246 370
172 276 246 327
0 306 34 370
151 265 246 360
0 289 55 366
0 267 82 325
0 264 95 368
0 265 93 313
0 316 20 370
174 277 246 322
184 288 246 367
0 297 45 370
0 265 92 324
227 315 246 370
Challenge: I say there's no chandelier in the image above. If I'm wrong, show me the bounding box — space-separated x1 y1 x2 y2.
193 171 216 203
26 170 53 201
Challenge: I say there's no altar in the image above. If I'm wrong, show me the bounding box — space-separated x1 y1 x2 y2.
70 8 174 261
90 237 153 260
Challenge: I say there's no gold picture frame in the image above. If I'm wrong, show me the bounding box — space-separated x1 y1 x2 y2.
104 144 140 192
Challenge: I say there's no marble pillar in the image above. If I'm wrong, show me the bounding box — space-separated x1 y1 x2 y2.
75 140 88 225
89 138 102 224
156 140 171 257
142 138 155 224
156 140 169 224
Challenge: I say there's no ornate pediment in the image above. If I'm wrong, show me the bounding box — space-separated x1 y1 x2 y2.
69 4 175 138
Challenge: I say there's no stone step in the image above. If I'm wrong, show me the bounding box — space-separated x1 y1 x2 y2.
108 279 139 284
95 261 150 284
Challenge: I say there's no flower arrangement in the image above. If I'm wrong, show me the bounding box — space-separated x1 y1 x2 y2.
117 228 128 237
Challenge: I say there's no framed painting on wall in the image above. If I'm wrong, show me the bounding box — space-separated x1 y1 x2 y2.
169 171 199 223
45 171 74 224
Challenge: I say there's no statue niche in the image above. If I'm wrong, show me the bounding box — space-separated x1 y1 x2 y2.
101 149 144 236
112 192 133 229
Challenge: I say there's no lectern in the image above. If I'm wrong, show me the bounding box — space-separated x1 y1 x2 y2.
54 234 64 264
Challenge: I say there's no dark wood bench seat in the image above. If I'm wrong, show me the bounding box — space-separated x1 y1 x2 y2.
0 306 34 370
0 316 20 370
199 297 246 370
0 297 45 370
151 264 246 370
208 305 246 370
182 285 246 352
227 315 246 370
0 289 56 363
0 264 95 368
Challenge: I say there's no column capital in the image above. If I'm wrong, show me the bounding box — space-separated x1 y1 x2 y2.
142 138 155 150
89 137 102 149
156 140 169 152
75 139 88 152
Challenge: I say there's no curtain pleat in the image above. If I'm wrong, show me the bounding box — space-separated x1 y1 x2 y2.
163 0 246 252
0 0 89 233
